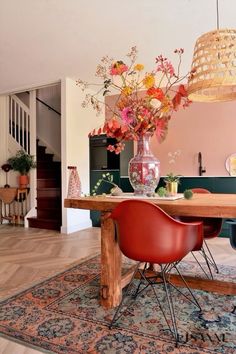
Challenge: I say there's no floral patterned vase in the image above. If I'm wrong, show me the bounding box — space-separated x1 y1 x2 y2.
128 132 160 196
67 166 82 198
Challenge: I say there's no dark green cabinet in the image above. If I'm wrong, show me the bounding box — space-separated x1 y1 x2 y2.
89 136 134 226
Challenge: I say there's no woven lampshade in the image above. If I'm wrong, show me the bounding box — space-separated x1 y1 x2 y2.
188 28 236 102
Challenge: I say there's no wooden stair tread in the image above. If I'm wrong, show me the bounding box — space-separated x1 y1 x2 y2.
36 197 61 200
35 142 62 231
37 178 58 181
37 187 60 190
27 217 61 231
28 217 60 223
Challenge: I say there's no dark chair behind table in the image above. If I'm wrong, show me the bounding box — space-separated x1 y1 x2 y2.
109 200 203 346
180 188 223 279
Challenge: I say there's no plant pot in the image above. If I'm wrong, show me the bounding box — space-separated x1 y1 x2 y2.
19 175 29 188
165 181 178 196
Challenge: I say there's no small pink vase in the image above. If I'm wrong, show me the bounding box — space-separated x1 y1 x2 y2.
67 166 82 198
128 132 160 195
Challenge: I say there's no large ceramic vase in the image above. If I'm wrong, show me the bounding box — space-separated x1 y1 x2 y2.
128 132 160 195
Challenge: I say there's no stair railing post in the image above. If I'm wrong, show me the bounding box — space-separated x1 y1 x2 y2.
0 96 9 187
29 90 37 213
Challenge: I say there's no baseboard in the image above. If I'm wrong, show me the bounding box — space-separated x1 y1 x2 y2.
60 219 92 234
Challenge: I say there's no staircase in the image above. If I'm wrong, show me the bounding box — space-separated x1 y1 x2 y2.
28 141 62 231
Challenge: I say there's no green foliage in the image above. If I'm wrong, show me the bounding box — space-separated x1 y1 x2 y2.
184 189 193 200
91 172 117 195
164 172 181 183
8 149 36 175
157 187 167 197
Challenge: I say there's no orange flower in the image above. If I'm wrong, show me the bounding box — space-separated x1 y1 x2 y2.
147 87 164 101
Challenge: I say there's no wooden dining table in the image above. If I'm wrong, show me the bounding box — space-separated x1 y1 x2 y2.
64 193 236 309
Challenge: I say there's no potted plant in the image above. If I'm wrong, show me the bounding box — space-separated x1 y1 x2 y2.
164 172 181 196
8 149 36 188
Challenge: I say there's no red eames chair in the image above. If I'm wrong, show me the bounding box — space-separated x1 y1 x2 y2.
109 200 203 345
180 188 222 279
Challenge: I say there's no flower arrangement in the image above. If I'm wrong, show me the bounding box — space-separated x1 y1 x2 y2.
77 46 192 154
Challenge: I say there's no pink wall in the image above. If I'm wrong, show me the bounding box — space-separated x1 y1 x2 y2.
151 101 236 176
106 96 236 176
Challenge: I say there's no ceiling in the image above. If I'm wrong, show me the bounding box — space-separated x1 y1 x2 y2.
0 0 235 94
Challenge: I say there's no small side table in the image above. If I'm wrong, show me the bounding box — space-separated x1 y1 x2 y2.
0 188 17 224
0 187 29 225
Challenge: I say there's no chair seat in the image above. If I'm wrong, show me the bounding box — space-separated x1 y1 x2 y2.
179 216 221 238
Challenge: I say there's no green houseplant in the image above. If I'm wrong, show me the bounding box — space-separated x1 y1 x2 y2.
164 172 181 196
8 149 36 188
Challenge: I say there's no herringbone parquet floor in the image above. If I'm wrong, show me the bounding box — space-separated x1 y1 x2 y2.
0 225 235 353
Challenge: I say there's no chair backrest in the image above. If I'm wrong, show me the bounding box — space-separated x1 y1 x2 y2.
191 188 222 238
191 188 210 194
111 200 203 264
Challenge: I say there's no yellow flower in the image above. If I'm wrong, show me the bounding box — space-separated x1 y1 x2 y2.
134 63 144 71
122 86 133 96
143 74 155 89
161 97 171 113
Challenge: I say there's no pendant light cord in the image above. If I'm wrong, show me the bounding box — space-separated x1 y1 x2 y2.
216 0 219 30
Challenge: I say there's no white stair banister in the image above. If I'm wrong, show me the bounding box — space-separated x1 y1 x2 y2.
9 95 30 154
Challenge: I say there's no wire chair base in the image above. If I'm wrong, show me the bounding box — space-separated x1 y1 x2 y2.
109 261 202 346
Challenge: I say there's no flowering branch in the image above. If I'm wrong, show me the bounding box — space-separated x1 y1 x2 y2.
77 46 192 154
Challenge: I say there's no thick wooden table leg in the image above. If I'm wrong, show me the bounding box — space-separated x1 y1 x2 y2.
100 211 122 309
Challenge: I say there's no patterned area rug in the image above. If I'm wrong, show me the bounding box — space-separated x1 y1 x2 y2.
0 256 236 354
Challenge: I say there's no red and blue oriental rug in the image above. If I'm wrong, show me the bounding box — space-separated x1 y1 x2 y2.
0 256 235 353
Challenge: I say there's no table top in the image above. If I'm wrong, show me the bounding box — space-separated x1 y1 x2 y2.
64 193 236 218
0 188 17 204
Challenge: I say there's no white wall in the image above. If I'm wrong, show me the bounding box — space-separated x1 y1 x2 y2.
1 1 236 95
61 78 100 234
0 96 9 186
37 103 61 159
36 85 61 159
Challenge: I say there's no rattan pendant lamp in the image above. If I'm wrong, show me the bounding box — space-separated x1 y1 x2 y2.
188 0 236 102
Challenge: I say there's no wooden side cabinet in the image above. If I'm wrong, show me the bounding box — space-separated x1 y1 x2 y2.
0 187 29 225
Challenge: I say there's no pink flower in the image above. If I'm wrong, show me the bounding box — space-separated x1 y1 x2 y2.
110 61 128 75
121 107 134 124
156 55 175 77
